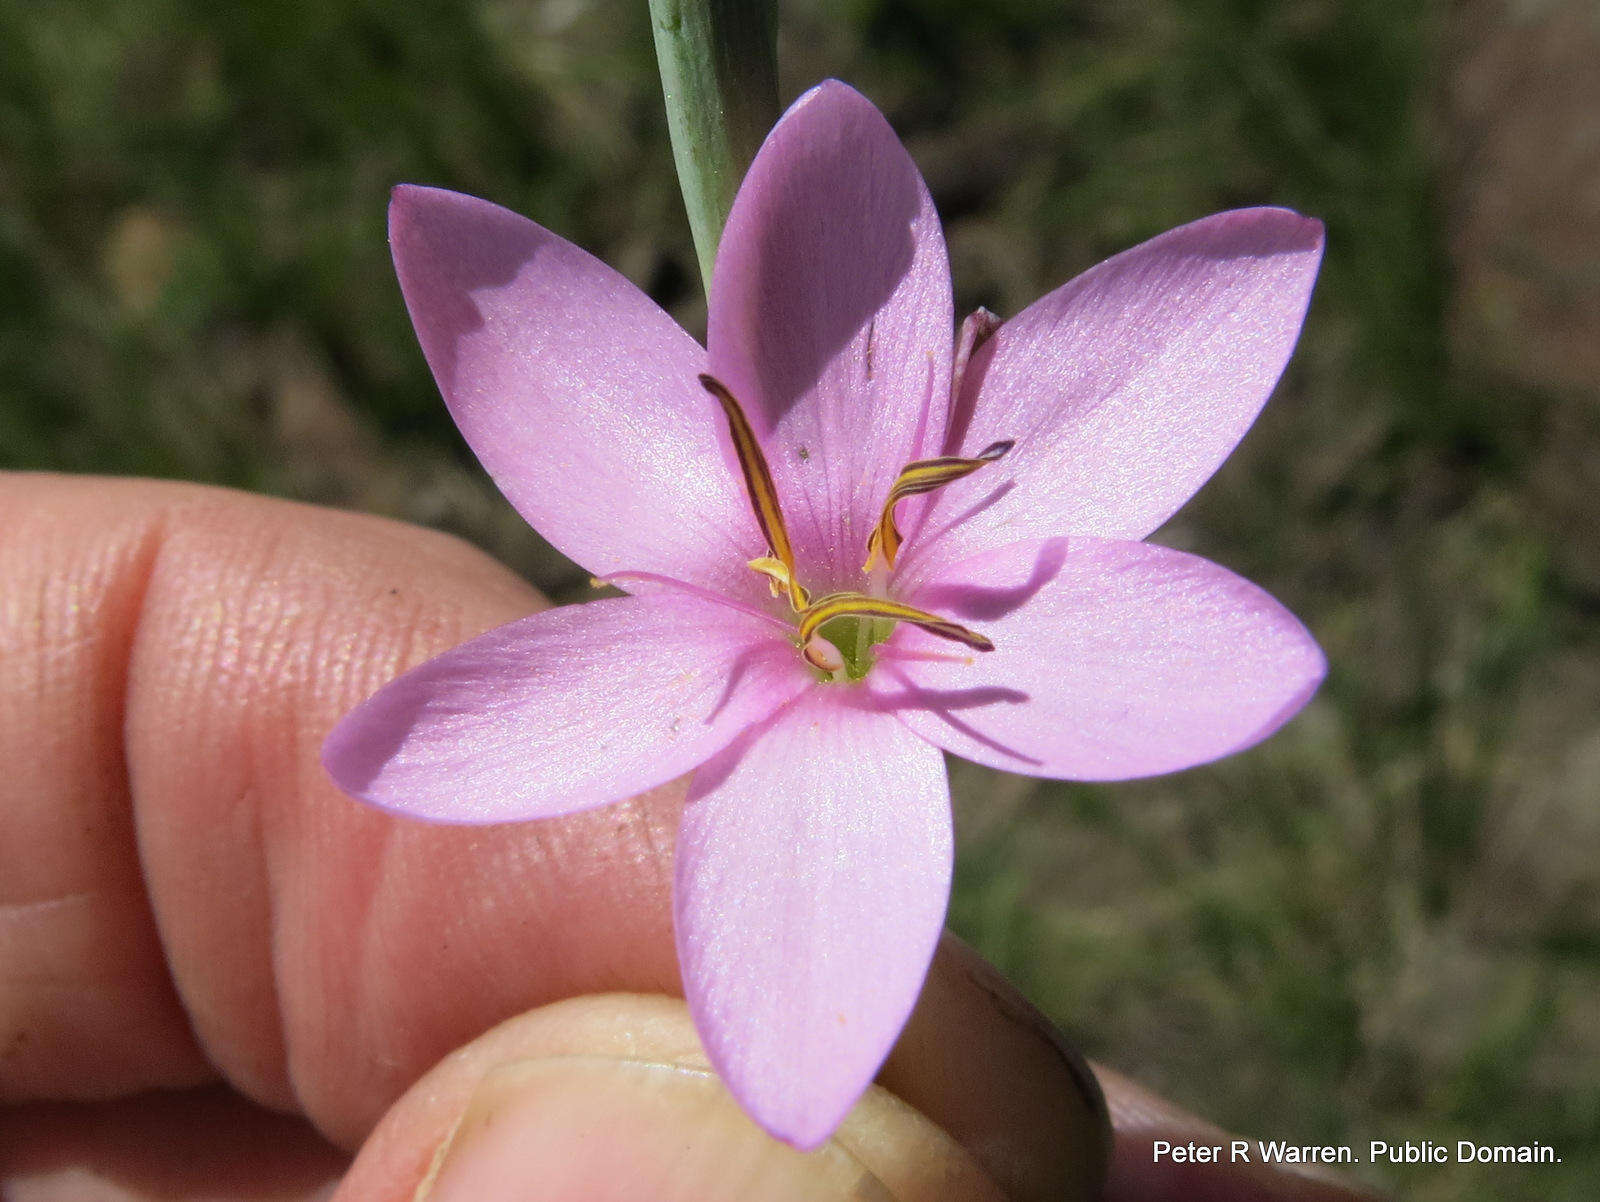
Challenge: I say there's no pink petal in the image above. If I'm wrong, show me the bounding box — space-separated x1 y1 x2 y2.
675 688 951 1149
708 81 954 596
900 209 1324 582
390 185 766 605
323 593 810 823
886 537 1324 779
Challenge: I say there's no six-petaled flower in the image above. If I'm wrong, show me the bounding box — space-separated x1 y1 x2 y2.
323 79 1326 1149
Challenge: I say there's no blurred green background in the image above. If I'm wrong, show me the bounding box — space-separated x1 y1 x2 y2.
4 0 1597 1196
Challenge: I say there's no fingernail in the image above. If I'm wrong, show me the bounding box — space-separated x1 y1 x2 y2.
418 1056 1001 1202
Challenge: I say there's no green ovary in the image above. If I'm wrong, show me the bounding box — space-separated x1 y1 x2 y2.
815 614 897 682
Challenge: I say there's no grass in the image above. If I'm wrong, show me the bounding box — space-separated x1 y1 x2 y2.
4 0 1597 1196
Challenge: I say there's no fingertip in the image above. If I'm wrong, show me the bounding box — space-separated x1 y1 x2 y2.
336 995 1005 1202
416 1060 897 1202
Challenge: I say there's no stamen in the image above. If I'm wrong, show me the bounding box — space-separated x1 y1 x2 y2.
797 591 994 653
864 440 1014 571
593 570 794 631
701 374 808 612
747 556 810 609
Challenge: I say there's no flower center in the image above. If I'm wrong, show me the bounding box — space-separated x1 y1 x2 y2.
701 373 1009 683
800 614 893 682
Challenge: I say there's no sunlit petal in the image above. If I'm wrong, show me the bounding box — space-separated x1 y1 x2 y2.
900 209 1323 582
390 185 766 606
887 537 1325 779
675 689 951 1148
324 592 811 823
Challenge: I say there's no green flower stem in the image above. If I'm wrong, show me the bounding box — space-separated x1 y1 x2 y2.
648 0 779 291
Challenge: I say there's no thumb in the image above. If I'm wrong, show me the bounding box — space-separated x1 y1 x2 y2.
336 994 1006 1202
336 933 1110 1202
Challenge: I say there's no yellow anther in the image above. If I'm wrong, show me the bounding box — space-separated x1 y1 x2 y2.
702 374 809 612
797 591 994 653
864 440 1013 572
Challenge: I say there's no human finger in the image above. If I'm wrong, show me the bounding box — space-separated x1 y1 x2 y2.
0 1087 345 1202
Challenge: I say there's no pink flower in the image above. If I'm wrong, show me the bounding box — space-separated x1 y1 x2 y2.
323 80 1325 1148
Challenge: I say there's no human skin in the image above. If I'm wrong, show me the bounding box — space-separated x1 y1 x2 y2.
0 473 1375 1201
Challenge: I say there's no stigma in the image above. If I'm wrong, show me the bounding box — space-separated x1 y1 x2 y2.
700 374 1009 681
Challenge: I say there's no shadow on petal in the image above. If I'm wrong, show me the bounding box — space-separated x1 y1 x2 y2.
737 144 921 423
390 186 548 401
901 479 1017 568
871 669 1042 767
707 641 800 724
914 538 1069 621
681 697 799 800
321 682 423 797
